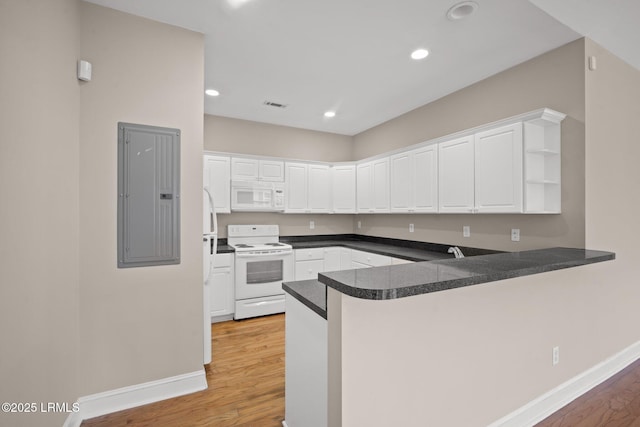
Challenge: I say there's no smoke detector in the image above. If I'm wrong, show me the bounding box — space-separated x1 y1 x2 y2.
447 1 478 20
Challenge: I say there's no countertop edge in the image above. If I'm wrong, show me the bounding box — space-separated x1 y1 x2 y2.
318 248 615 301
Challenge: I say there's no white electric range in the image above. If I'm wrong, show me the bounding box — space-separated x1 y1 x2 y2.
228 225 293 319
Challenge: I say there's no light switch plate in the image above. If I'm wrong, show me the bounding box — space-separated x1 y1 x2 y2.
409 224 414 233
463 226 470 237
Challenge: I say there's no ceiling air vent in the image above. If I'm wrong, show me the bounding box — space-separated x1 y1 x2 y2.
263 101 288 109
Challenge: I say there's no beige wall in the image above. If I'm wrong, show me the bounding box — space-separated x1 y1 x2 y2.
205 115 355 238
205 115 352 161
0 1 80 426
583 39 640 358
78 3 204 394
352 39 586 252
328 39 640 426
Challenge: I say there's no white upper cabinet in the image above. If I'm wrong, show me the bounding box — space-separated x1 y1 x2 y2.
308 164 332 212
231 157 284 182
285 162 332 213
231 157 259 181
390 145 438 213
356 162 373 212
474 123 523 213
285 162 308 213
331 164 356 214
438 135 475 213
259 159 285 181
357 158 390 213
204 154 231 214
439 125 523 214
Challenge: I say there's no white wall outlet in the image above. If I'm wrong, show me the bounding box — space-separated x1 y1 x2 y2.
463 226 470 237
552 346 560 366
511 228 520 242
409 224 414 233
357 220 362 229
309 220 315 230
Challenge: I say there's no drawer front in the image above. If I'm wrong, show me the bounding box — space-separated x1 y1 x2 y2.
351 250 391 267
295 248 325 261
213 253 233 268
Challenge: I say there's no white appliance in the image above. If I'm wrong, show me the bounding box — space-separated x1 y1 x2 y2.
231 180 285 212
228 225 293 319
203 188 218 365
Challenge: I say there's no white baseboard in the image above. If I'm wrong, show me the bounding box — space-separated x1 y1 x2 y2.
282 421 289 427
63 369 207 427
488 340 640 427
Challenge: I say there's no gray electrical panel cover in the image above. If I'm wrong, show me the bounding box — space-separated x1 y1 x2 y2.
117 122 180 268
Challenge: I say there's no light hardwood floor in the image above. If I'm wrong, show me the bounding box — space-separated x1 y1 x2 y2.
535 358 640 427
81 314 285 427
82 312 640 426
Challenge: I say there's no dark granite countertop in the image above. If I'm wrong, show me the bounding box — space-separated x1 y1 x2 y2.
283 247 614 319
216 244 235 254
319 247 615 301
280 234 497 261
282 280 327 319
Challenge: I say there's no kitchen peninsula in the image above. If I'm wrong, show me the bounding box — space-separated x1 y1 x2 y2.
282 246 615 427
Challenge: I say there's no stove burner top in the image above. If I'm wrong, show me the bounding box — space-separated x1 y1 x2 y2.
233 244 253 248
265 242 285 246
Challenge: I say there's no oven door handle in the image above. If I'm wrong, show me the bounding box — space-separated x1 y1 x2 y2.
235 250 292 258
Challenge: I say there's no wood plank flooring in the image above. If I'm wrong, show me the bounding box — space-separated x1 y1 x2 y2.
81 312 640 427
535 358 640 427
81 314 285 427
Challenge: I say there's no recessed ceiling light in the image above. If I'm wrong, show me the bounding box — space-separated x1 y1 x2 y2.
324 111 336 118
410 49 429 60
446 1 478 20
205 89 220 97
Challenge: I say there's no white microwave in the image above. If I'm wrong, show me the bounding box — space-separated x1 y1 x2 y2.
231 180 285 212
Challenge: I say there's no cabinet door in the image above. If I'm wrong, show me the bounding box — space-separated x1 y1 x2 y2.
308 164 332 213
323 247 341 272
295 259 325 281
438 135 475 213
356 162 373 212
285 162 308 213
475 123 523 213
332 165 356 213
390 152 411 212
412 145 438 212
340 248 352 270
210 267 234 317
371 158 390 212
259 160 285 182
231 157 259 181
204 155 231 214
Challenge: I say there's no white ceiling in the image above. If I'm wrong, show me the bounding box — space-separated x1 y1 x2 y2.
84 0 639 136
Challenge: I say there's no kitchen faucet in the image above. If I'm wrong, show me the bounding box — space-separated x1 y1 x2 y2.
448 246 464 258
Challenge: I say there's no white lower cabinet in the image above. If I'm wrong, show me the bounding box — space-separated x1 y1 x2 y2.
323 247 341 272
210 253 234 321
351 249 392 267
294 248 325 280
340 248 352 270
